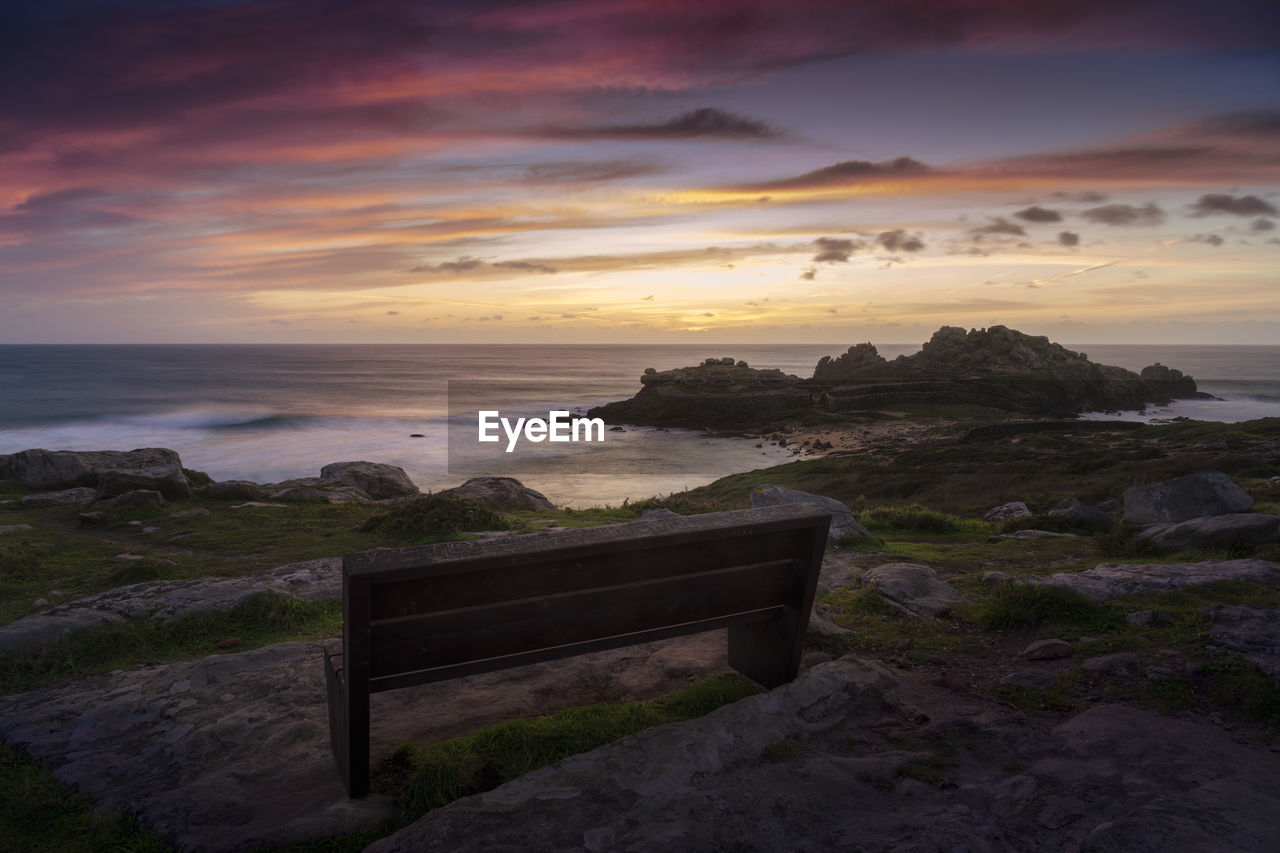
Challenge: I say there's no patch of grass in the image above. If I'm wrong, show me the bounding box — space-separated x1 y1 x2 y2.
894 756 955 787
0 744 171 853
392 672 760 815
760 738 806 762
0 593 341 695
861 505 976 534
1204 652 1280 728
359 495 513 538
974 582 1115 633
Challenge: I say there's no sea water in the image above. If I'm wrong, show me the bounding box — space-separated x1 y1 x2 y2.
2 344 1277 507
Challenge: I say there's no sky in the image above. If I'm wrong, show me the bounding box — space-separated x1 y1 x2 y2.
2 0 1279 345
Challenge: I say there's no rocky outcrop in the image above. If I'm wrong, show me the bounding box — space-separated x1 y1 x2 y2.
1047 497 1112 530
1006 558 1280 601
0 558 341 657
204 480 264 501
97 466 192 500
749 484 869 542
368 659 1280 853
1207 605 1280 683
436 477 554 509
813 326 1208 417
0 632 732 852
318 461 419 500
587 361 810 428
1124 471 1254 524
1 448 185 491
589 327 1206 429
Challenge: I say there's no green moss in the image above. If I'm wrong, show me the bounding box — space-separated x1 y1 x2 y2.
975 582 1115 632
392 672 760 815
359 495 512 537
0 744 172 853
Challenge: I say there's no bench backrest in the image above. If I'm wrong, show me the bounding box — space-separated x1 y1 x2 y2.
328 503 830 795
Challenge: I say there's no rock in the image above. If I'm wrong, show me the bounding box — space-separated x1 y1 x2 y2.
991 529 1079 541
0 631 738 852
1047 497 1111 530
639 508 681 521
1007 558 1280 601
368 670 1280 853
862 562 970 618
1082 652 1143 676
1001 669 1060 690
1137 513 1280 551
586 363 809 429
816 552 864 594
436 477 554 510
319 461 419 500
204 480 264 501
1206 605 1280 683
231 501 287 509
97 466 192 500
984 501 1032 522
749 484 870 543
78 511 106 526
1126 609 1174 627
0 524 34 535
1022 639 1072 660
20 487 98 506
268 482 369 504
1 448 183 491
1123 471 1253 524
0 557 342 657
170 507 211 519
813 342 887 380
98 489 165 508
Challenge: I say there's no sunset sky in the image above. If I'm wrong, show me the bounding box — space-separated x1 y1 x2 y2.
3 0 1278 345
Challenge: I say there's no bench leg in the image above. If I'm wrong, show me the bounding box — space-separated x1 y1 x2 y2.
325 647 370 798
727 612 803 689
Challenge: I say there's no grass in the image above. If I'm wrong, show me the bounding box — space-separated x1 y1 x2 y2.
973 582 1116 633
390 672 760 815
0 744 170 853
359 495 515 538
0 593 341 695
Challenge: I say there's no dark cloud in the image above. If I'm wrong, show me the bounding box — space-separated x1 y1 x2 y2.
1191 234 1225 246
408 257 556 276
1190 193 1279 217
493 261 557 274
812 237 862 263
1013 205 1062 223
3 186 144 234
1058 231 1080 247
799 267 816 281
1081 203 1166 227
386 310 400 315
1050 191 1108 203
1182 110 1280 139
970 218 1025 237
754 156 929 191
1252 218 1276 232
566 108 780 140
521 160 661 184
408 257 485 274
877 229 925 252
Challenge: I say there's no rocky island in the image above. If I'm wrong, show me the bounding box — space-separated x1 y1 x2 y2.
588 325 1208 429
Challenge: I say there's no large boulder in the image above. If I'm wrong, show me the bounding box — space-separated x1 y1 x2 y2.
1047 497 1112 530
983 501 1032 522
1007 558 1280 601
2 448 183 491
97 466 192 500
749 484 869 543
1123 471 1253 525
437 477 554 510
1137 513 1280 551
204 480 265 501
319 461 419 500
862 563 970 618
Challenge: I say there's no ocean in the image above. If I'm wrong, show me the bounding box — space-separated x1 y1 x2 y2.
2 344 1278 507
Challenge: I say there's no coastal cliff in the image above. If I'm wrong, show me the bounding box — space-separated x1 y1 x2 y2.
589 325 1209 429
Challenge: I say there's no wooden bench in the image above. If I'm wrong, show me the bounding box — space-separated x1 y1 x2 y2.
324 503 831 797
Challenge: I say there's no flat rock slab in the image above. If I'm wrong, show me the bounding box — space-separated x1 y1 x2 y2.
1138 513 1280 550
0 558 341 657
863 562 970 617
368 658 1280 853
0 632 730 852
1207 605 1280 683
1013 558 1280 601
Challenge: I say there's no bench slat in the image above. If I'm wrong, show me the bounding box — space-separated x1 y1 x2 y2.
367 557 797 680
